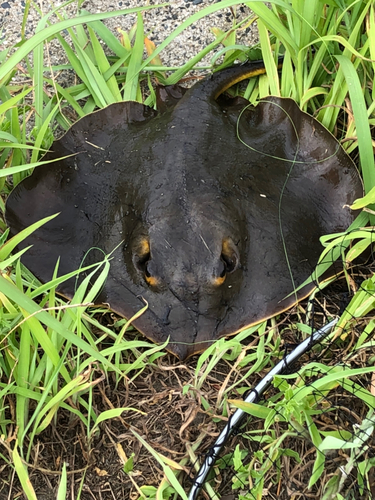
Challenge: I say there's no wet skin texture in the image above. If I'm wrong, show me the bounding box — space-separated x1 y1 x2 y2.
6 62 363 359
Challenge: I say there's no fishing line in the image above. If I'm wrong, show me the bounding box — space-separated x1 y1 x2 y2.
188 318 338 500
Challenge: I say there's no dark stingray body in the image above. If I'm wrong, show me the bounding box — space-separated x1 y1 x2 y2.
6 62 362 359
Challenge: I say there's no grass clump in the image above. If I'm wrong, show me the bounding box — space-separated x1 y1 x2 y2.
0 1 375 499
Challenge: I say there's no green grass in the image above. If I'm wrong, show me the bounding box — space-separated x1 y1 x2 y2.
1 1 375 499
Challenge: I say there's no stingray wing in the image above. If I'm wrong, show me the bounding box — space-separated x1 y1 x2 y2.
5 90 362 360
212 96 362 337
6 101 157 302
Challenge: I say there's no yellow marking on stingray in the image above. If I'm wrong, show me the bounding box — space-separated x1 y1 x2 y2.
213 275 226 286
214 62 283 100
145 275 159 287
222 238 233 257
139 238 150 257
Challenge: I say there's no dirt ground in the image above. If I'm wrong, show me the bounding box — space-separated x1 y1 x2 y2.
2 267 375 500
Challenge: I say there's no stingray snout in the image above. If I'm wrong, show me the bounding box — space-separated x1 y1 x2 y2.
165 303 224 359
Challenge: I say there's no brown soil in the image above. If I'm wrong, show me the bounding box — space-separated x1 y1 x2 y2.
1 270 375 500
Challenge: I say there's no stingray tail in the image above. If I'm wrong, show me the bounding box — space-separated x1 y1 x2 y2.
189 58 283 101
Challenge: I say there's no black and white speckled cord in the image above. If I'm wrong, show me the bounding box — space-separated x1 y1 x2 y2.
187 318 338 500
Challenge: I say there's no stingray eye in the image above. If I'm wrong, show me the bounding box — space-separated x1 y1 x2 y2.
133 238 160 287
133 238 150 269
145 261 151 278
144 263 159 287
219 261 226 278
221 238 240 274
213 260 227 286
213 238 239 286
221 253 236 274
137 251 150 268
144 261 156 284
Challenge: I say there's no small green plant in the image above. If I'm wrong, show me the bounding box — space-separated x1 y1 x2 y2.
229 360 375 498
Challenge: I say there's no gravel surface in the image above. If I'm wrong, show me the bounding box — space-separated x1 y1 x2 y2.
0 0 258 69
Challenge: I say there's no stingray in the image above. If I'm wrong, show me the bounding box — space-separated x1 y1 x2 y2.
5 62 362 359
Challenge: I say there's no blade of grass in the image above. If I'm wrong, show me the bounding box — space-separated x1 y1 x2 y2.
317 2 371 129
15 323 31 439
21 0 32 39
0 214 59 261
299 0 319 48
32 0 77 130
34 373 97 434
0 274 121 375
247 1 298 56
30 102 60 163
86 17 129 58
257 18 280 96
130 428 188 500
335 55 375 196
20 311 71 383
123 13 144 102
138 0 295 77
0 247 33 270
56 463 67 500
73 41 117 106
88 26 121 101
12 442 37 500
292 209 369 293
90 407 144 439
0 154 76 183
43 78 86 119
0 142 46 151
300 86 328 110
0 87 32 116
55 34 107 108
0 5 166 83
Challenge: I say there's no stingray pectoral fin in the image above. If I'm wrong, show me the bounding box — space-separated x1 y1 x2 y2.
61 100 158 150
5 65 364 360
217 96 363 335
5 100 158 297
155 84 187 113
97 276 201 359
